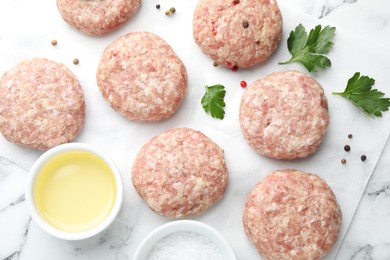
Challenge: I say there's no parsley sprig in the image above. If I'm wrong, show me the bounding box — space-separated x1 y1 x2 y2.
279 24 336 72
333 72 390 117
201 84 226 120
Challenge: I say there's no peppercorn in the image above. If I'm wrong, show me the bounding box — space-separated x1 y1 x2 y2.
361 155 367 161
240 81 247 88
73 58 79 65
344 145 351 152
165 10 172 16
156 4 160 9
242 21 249 29
51 39 57 46
341 159 347 164
213 61 218 67
255 40 260 44
348 134 353 139
170 7 176 13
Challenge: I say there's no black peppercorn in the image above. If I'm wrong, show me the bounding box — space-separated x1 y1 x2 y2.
156 4 160 9
348 134 353 139
361 155 367 161
341 159 347 164
344 145 351 152
242 21 249 29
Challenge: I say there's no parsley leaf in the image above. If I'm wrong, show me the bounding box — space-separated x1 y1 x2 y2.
201 84 226 120
279 24 336 72
332 72 390 117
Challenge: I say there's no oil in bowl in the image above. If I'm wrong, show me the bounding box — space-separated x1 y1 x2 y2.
34 150 117 232
26 143 123 240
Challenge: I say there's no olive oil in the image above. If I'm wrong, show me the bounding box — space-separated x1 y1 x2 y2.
34 150 117 233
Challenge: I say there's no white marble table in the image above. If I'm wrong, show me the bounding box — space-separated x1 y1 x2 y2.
1 0 390 259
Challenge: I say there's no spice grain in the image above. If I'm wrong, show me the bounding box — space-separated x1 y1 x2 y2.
165 7 175 16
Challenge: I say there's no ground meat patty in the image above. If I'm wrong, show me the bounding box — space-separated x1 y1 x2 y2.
131 128 228 218
0 58 85 150
243 169 342 260
193 0 282 69
56 0 141 36
240 70 329 160
97 32 187 122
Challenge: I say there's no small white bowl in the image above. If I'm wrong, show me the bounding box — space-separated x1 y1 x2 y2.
134 220 236 260
25 143 123 240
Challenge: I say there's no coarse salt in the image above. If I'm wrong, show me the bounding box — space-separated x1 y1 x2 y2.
147 231 223 260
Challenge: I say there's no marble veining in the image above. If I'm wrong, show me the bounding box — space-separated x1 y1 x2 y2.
0 157 31 260
4 219 31 260
69 223 134 259
286 0 359 19
367 184 390 197
349 244 390 260
0 194 25 214
317 0 358 18
350 244 374 260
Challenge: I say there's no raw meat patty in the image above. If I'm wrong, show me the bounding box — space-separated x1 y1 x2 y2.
243 169 342 260
0 58 85 150
96 32 187 122
56 0 141 36
240 70 329 160
193 0 282 69
132 128 228 218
